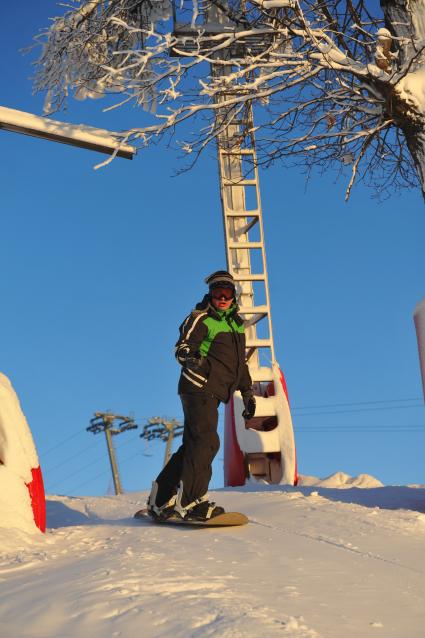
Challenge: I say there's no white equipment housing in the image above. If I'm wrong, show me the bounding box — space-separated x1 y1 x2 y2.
233 364 297 484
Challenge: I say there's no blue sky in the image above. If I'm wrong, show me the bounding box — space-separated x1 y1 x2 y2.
1 2 425 497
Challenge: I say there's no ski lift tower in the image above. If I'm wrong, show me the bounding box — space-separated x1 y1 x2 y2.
171 0 297 486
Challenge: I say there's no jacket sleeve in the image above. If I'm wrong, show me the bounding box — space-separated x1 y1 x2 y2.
175 311 208 366
237 332 253 397
238 360 253 398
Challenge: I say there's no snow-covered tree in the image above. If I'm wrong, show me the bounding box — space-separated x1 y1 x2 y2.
33 0 425 200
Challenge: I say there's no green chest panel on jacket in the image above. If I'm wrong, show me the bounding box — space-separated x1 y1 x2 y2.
199 314 244 356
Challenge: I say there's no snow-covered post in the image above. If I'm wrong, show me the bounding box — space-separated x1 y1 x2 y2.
413 298 425 401
0 373 46 533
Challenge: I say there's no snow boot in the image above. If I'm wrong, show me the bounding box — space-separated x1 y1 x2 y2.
173 481 225 521
185 500 225 521
147 481 177 521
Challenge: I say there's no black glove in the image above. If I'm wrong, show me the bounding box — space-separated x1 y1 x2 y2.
185 353 205 371
242 395 256 420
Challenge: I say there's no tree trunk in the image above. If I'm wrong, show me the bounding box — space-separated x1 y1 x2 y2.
381 0 425 198
381 0 418 65
404 129 425 197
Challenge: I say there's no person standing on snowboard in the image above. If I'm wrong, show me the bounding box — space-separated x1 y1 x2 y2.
147 270 256 522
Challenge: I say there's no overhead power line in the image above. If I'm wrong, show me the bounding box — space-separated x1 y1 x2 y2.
43 435 104 475
48 451 111 491
294 404 423 418
68 449 145 494
296 426 425 432
39 429 87 458
38 398 423 460
39 415 154 459
292 397 423 410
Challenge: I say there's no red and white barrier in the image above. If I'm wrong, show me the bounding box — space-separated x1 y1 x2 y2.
0 373 45 533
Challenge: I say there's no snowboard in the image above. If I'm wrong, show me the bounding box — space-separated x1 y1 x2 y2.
134 508 248 527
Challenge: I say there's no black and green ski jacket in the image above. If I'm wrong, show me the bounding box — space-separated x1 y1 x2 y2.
175 294 253 404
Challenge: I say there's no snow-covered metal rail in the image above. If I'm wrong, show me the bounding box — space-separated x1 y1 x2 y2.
0 106 135 159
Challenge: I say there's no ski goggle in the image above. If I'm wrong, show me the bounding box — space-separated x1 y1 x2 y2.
211 287 235 301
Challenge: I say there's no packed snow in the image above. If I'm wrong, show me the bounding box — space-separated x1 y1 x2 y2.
1 475 425 638
1 366 424 637
396 66 425 114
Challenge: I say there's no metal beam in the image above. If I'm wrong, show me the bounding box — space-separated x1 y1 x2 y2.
0 106 135 159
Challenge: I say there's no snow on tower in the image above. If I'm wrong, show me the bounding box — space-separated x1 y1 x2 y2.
414 298 425 401
0 373 46 533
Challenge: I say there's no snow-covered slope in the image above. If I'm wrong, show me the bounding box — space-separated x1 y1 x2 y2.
1 479 425 638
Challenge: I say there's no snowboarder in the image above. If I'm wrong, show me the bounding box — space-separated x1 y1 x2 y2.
147 270 256 522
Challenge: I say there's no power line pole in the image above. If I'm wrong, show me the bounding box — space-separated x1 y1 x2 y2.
87 412 138 495
140 417 184 467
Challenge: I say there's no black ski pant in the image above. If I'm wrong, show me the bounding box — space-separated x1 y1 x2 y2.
155 392 220 508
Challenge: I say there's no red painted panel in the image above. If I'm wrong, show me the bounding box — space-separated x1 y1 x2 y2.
278 368 298 485
26 466 46 533
223 398 246 487
278 368 290 404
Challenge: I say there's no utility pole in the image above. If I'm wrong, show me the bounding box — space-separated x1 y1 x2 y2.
140 417 184 467
87 412 138 495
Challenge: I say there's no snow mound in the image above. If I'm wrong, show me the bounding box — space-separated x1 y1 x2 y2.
0 372 38 477
0 466 35 534
298 471 384 489
0 372 41 535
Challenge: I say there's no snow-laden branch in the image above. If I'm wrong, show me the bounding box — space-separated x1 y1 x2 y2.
31 0 425 198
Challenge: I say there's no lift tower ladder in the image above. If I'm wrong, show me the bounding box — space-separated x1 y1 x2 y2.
199 0 276 378
171 0 297 486
215 76 275 376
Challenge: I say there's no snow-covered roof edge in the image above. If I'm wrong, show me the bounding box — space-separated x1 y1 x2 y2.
0 106 135 160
